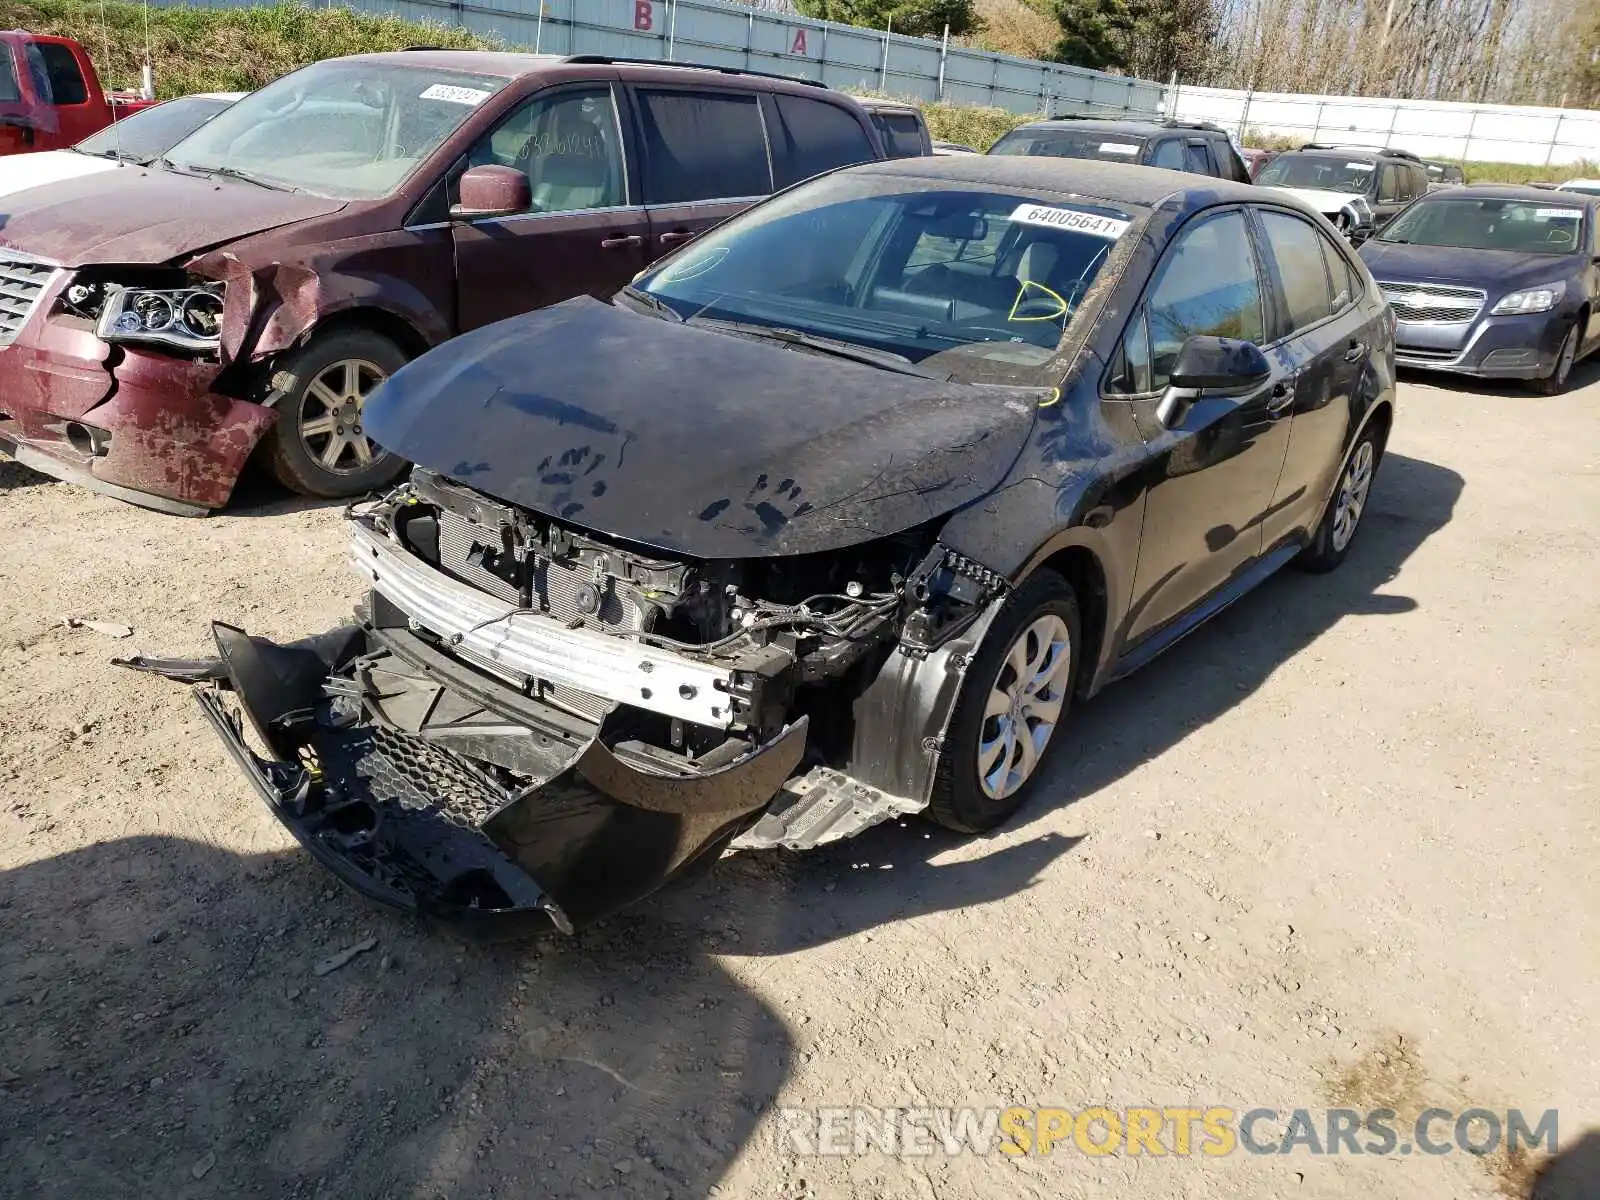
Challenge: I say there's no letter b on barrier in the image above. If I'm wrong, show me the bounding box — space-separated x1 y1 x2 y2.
635 0 654 31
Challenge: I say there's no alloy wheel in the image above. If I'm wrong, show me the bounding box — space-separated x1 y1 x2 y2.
296 358 387 474
978 614 1073 800
1331 440 1375 553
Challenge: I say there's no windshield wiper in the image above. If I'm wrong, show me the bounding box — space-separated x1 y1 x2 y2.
177 162 295 192
689 317 948 379
616 285 684 322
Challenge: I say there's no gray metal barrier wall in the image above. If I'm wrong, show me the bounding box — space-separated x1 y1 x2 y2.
167 0 1166 118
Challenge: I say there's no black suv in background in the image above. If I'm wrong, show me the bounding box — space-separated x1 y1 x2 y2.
856 97 933 158
1257 144 1430 238
1425 159 1466 190
987 116 1251 182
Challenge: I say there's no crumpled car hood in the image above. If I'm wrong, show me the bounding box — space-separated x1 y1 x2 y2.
0 167 346 266
363 297 1038 559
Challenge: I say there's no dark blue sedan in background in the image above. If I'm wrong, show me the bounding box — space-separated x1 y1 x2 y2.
1359 185 1600 393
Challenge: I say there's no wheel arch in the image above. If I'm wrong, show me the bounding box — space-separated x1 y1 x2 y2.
256 307 430 407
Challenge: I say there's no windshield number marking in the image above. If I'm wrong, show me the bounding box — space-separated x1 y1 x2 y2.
1099 142 1140 155
420 84 492 106
1534 208 1582 219
1008 204 1130 240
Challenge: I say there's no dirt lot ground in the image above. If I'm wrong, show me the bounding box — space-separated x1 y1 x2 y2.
1 367 1597 1200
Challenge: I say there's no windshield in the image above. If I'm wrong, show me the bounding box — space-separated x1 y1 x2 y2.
1257 154 1375 192
162 60 508 198
989 129 1146 163
1378 197 1585 254
632 172 1137 386
75 95 236 163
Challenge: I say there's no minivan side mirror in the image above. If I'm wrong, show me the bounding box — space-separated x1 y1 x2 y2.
450 164 531 221
1156 335 1271 428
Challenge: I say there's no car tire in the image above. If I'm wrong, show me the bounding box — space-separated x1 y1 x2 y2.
1532 321 1579 396
263 329 410 498
926 570 1080 834
1296 426 1382 574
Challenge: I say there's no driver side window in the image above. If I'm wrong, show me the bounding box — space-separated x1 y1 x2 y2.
463 87 626 216
1109 212 1266 396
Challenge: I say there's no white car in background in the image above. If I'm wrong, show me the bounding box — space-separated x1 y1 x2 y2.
0 92 244 199
1558 179 1600 196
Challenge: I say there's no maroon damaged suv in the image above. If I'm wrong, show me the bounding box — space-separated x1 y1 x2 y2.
0 51 886 514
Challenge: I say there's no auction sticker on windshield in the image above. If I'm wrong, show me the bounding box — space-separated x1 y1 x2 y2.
1099 143 1139 155
420 83 492 105
1009 204 1131 240
1535 208 1583 219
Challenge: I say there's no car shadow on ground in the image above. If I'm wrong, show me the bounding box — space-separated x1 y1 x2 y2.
1529 1128 1600 1199
0 457 54 492
0 818 1082 1197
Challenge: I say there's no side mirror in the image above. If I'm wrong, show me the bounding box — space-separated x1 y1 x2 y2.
1156 335 1271 428
450 164 530 221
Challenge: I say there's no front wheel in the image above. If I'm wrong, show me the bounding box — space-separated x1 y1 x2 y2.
1296 428 1381 573
262 329 410 498
926 570 1080 833
1532 322 1578 396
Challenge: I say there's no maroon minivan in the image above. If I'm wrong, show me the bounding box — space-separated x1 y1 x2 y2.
0 51 885 513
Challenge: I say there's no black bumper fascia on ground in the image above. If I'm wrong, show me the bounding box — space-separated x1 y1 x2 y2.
195 619 807 939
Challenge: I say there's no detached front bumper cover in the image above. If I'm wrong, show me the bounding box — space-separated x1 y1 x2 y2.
178 620 807 938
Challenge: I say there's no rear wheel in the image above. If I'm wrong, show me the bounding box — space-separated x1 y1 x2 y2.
1533 322 1579 396
926 570 1080 833
263 329 410 497
1297 427 1381 573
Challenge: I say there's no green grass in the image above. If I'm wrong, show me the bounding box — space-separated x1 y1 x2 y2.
5 0 1588 184
0 0 492 97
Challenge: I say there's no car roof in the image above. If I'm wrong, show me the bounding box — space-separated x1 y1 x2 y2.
851 154 1261 211
856 97 921 114
1443 183 1598 203
1004 118 1199 138
331 50 843 98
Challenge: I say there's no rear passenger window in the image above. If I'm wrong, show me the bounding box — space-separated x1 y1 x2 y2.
770 95 876 188
1145 210 1266 389
1377 165 1398 203
27 42 87 105
1319 235 1356 311
1261 211 1334 334
1183 141 1212 175
636 89 771 204
873 112 925 158
1150 140 1185 171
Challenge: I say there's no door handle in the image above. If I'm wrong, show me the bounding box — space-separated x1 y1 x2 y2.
659 230 695 246
1265 380 1295 418
1343 341 1367 363
600 234 644 250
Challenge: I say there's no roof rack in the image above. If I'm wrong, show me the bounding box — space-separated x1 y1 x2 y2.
1159 118 1226 133
1299 143 1422 160
561 54 826 88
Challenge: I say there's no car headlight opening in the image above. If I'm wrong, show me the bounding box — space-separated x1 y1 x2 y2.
1491 283 1564 315
97 281 226 353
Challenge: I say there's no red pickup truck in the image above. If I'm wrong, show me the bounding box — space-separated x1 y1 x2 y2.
0 30 155 154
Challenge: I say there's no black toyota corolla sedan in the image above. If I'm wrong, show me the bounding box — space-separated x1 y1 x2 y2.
133 157 1397 936
1359 185 1600 393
